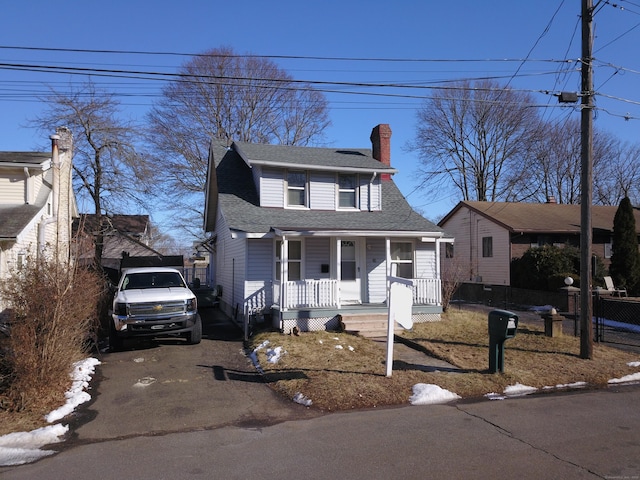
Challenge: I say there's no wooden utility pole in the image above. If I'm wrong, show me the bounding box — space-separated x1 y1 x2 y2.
580 0 594 359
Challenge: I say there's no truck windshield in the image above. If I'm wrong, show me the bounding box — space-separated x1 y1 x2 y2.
122 272 185 290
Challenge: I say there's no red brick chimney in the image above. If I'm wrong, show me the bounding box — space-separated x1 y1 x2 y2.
370 124 392 180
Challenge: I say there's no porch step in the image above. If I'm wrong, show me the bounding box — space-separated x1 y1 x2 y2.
339 313 404 338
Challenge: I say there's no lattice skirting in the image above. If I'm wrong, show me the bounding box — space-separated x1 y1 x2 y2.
280 312 441 333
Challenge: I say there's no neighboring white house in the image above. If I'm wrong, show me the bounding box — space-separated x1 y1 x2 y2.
0 128 77 308
203 124 447 333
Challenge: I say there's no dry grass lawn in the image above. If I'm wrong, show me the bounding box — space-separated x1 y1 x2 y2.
248 308 640 411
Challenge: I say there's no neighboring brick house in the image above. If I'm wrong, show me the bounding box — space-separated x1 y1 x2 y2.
204 124 447 334
0 128 77 307
438 199 640 286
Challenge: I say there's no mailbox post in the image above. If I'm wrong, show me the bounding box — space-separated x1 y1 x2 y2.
488 309 518 373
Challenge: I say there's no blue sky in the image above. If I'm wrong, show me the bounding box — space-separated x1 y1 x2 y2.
1 0 639 225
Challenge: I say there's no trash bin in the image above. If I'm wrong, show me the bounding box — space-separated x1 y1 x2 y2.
488 309 518 373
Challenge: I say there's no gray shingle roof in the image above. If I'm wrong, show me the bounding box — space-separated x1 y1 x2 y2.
0 151 50 166
0 204 43 239
234 141 397 172
212 143 442 236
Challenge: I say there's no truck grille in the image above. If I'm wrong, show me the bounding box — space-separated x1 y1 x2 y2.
129 301 185 317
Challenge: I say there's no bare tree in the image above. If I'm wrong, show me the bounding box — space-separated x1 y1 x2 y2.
30 80 154 267
147 46 331 237
412 80 542 203
594 140 640 206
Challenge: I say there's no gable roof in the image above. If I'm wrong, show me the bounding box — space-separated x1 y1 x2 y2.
440 201 640 235
207 142 442 237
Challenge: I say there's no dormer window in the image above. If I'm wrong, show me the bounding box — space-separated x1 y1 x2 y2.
338 174 357 209
287 170 307 208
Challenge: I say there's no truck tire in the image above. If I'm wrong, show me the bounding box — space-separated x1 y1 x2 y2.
186 315 202 345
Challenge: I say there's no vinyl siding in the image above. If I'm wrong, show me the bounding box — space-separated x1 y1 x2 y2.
260 167 284 207
305 237 331 279
214 211 247 315
0 172 25 204
366 238 387 303
415 241 436 278
309 172 335 210
440 207 511 285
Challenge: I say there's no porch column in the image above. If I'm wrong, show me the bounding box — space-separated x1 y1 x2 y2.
435 238 441 279
385 236 392 291
280 236 288 311
336 237 341 308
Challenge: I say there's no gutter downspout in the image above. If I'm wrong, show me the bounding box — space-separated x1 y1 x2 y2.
38 134 60 259
23 168 31 204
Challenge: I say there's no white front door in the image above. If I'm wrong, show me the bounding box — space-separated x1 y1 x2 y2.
340 239 361 304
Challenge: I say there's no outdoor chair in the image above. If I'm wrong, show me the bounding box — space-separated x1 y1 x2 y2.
603 276 628 297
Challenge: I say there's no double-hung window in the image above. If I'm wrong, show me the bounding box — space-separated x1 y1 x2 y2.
390 242 413 279
287 170 307 207
338 174 357 209
276 240 302 281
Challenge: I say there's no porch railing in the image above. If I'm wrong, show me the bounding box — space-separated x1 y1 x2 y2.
412 278 442 305
270 277 441 310
274 279 339 309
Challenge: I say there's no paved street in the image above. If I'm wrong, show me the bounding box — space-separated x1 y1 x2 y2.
1 308 639 479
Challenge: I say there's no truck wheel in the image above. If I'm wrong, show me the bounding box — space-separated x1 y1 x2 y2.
186 315 202 345
109 322 123 352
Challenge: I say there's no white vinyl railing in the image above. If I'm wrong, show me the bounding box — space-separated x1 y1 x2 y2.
412 278 442 305
270 277 440 310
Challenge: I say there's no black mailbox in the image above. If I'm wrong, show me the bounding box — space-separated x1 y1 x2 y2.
488 309 518 373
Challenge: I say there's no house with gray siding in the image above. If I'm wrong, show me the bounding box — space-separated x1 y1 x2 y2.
204 124 447 334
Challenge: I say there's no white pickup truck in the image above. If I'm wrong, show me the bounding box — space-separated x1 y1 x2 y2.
110 267 202 351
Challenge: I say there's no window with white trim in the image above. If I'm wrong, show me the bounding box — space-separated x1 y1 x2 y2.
338 174 357 209
275 240 302 281
390 242 413 279
286 170 307 207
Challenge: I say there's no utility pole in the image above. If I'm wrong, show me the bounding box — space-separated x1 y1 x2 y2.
580 0 594 359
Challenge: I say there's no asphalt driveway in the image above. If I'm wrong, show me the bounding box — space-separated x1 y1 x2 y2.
69 307 319 444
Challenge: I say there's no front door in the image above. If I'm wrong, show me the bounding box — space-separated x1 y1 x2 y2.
340 239 361 304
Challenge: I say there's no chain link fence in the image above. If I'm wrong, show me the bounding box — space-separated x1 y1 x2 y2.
594 296 640 349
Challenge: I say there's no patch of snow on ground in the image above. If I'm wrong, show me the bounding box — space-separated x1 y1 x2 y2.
628 361 640 367
266 346 285 364
409 383 461 405
45 358 100 422
486 383 538 400
335 345 343 349
293 392 312 406
0 424 68 466
609 372 640 384
543 382 587 390
0 357 100 466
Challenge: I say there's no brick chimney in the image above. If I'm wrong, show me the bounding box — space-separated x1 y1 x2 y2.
370 124 392 181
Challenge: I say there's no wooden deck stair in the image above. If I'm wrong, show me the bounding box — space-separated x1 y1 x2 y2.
339 313 404 338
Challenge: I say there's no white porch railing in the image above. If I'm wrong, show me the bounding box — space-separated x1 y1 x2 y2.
412 278 442 305
270 277 441 310
273 279 339 309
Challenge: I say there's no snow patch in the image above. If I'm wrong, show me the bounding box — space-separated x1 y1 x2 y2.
409 383 461 405
0 357 99 466
293 392 312 406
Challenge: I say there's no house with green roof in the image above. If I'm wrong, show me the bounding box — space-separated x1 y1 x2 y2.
203 124 448 335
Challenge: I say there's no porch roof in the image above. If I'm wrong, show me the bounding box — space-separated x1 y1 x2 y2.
210 143 444 238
